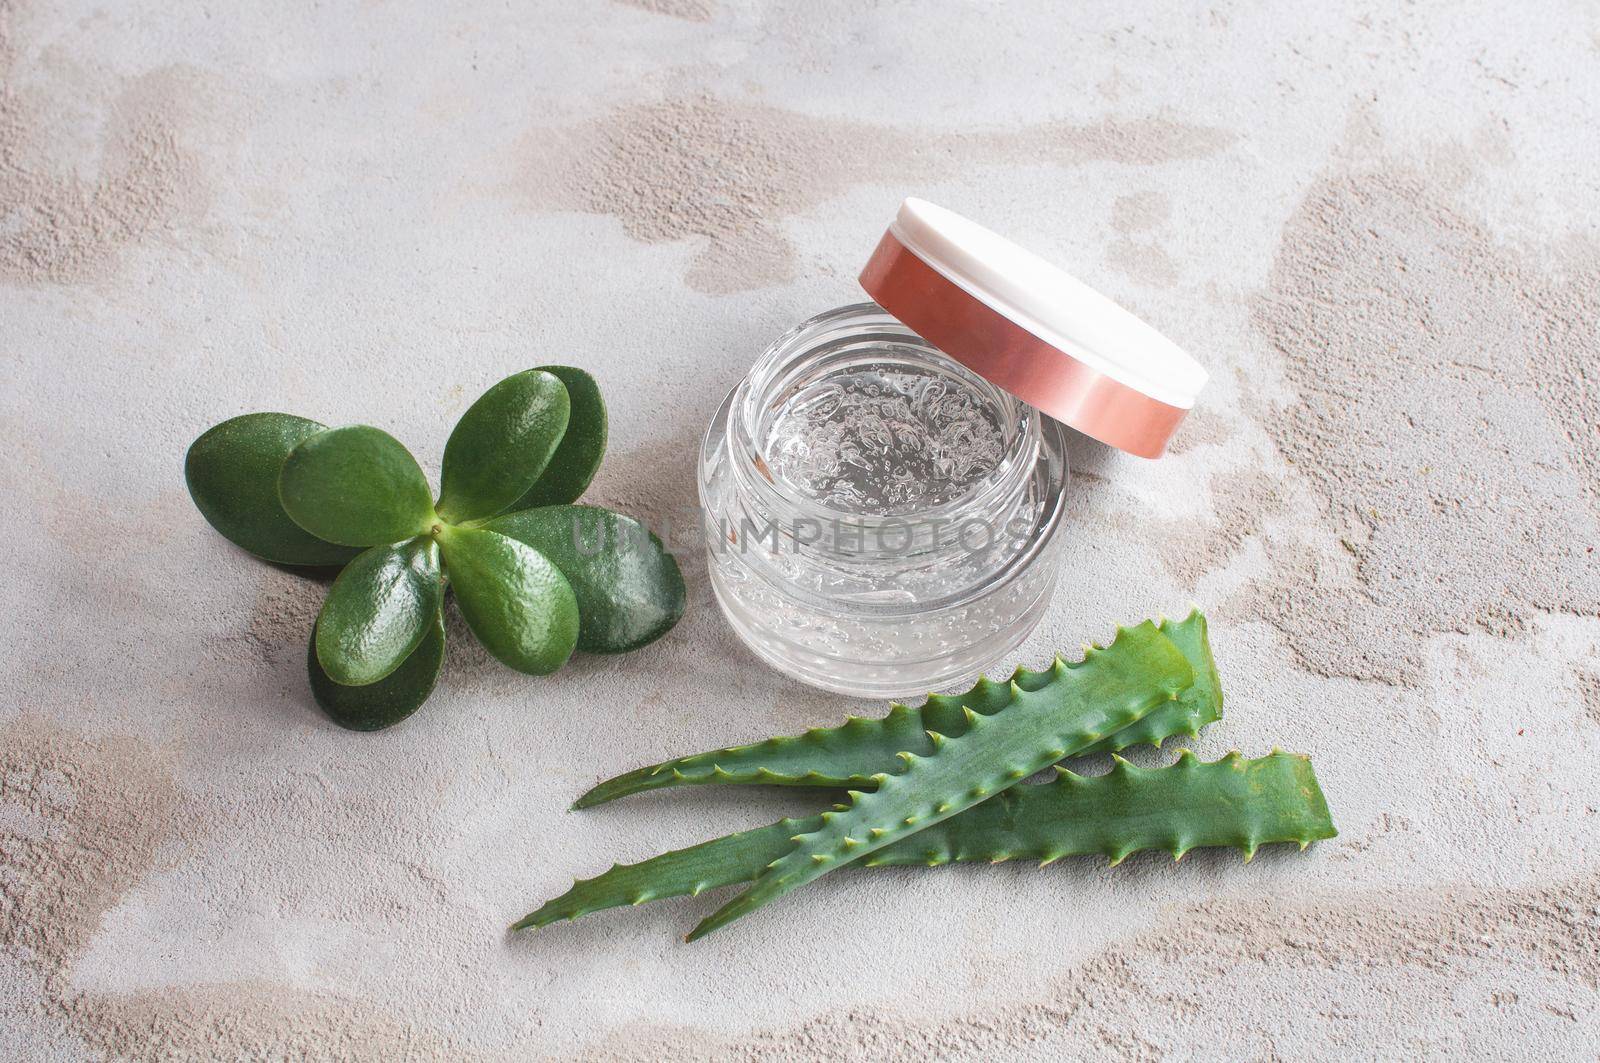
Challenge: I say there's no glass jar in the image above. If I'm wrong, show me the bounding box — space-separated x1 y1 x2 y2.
700 303 1069 698
699 199 1206 699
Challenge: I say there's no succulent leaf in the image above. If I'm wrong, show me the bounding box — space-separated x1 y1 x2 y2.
436 369 570 523
279 425 436 546
315 538 443 685
309 609 445 731
685 621 1195 940
572 611 1221 808
485 505 684 654
867 749 1335 868
516 750 1333 931
1077 611 1221 755
437 526 579 675
509 366 607 511
184 413 360 566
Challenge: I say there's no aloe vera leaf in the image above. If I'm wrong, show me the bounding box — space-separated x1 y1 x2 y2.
686 621 1194 940
436 369 570 524
515 818 810 931
309 610 445 731
571 611 1220 809
867 749 1336 867
515 751 1333 931
485 505 685 654
1077 610 1222 756
436 525 580 675
510 366 607 511
279 426 436 547
315 538 443 686
184 413 361 567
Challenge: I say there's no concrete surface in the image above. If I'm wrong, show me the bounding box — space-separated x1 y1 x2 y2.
3 0 1598 1058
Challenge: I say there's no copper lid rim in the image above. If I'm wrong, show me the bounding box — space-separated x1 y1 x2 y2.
886 219 1199 413
859 228 1191 460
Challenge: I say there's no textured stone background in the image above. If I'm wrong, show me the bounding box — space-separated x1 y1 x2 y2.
3 1 1598 1058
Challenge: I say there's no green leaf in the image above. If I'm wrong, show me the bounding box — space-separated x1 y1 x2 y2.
309 610 445 731
510 366 607 510
184 413 360 566
279 426 436 547
437 526 579 675
517 751 1336 932
686 622 1194 941
435 369 570 523
568 611 1219 809
315 538 443 686
486 505 683 654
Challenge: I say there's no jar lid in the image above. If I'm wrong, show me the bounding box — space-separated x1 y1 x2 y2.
858 198 1207 459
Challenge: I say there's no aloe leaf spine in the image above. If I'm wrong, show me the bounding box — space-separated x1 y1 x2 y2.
516 750 1333 931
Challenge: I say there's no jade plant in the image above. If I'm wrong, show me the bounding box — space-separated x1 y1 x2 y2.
185 366 685 730
517 611 1337 939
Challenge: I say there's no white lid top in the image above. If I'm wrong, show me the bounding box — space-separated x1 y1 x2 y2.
887 198 1208 410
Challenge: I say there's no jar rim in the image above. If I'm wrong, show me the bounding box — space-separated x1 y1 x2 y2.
727 302 1042 530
